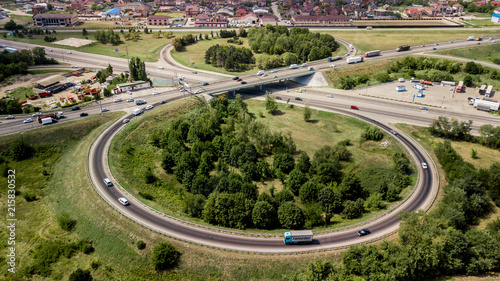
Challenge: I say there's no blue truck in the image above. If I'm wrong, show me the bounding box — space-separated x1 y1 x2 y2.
327 56 341 62
283 230 314 245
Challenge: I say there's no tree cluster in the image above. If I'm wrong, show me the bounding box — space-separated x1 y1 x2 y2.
0 47 56 82
94 29 121 45
172 34 196 51
248 26 339 65
388 56 461 81
429 116 473 141
123 29 140 41
287 141 500 281
478 124 500 149
205 44 254 72
128 57 147 81
146 96 409 230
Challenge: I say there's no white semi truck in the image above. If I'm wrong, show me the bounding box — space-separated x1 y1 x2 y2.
346 56 364 64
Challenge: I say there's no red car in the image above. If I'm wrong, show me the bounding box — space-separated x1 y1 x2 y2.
350 105 359 110
236 78 242 81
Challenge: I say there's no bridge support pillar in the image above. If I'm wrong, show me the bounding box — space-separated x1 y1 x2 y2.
233 90 236 97
259 84 262 90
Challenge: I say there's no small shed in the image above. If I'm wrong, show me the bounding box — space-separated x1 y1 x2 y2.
395 85 406 92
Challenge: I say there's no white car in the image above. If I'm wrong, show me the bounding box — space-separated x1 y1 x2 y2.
126 91 132 95
123 119 130 124
327 95 333 98
330 64 336 68
152 91 160 95
23 118 33 123
118 197 129 206
48 49 53 52
32 112 42 117
422 162 428 169
301 63 308 67
263 73 268 77
180 88 186 92
5 115 14 119
493 40 497 43
390 130 397 135
127 98 134 102
271 69 277 73
194 90 202 94
145 105 154 110
67 51 72 54
71 65 78 68
102 108 109 112
114 98 122 102
158 66 164 69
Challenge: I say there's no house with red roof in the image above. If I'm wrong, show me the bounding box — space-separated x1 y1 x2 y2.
404 8 420 18
235 8 248 16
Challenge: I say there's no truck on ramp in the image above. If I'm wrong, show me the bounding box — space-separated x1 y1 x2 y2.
283 230 313 245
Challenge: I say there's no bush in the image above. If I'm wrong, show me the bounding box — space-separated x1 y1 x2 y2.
361 126 384 141
151 242 181 271
138 192 154 200
69 268 92 281
57 212 77 231
23 192 37 202
137 240 146 250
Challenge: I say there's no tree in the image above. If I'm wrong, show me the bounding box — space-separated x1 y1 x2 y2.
278 201 305 229
463 74 474 87
318 187 342 222
341 199 364 219
69 269 92 281
4 19 20 31
183 193 206 218
10 139 34 161
296 152 311 174
299 180 323 203
273 153 295 174
471 149 478 159
286 168 307 194
82 28 88 37
265 93 278 114
252 201 277 229
102 87 112 97
274 188 294 207
304 105 313 122
340 173 363 200
129 57 147 81
151 242 181 271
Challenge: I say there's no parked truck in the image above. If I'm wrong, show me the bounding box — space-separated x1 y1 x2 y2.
364 50 381 57
327 56 341 62
283 230 314 245
396 45 410 52
473 99 499 111
346 56 364 64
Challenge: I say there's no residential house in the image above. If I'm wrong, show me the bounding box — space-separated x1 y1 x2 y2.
404 8 420 18
325 6 341 15
452 3 463 14
32 3 48 13
196 13 210 21
71 0 86 11
422 7 439 17
50 2 70 10
260 15 277 25
158 5 177 12
354 8 366 18
235 8 248 16
33 13 79 26
492 13 500 23
101 8 123 18
282 0 292 6
216 7 234 17
258 0 266 7
185 5 199 17
114 2 151 17
147 15 169 25
234 12 258 25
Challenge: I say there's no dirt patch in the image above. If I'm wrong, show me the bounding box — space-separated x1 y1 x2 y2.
53 38 95 47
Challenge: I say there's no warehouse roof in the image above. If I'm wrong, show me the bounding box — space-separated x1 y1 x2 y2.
37 75 64 88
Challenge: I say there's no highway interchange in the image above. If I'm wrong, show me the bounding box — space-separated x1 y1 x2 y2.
1 35 500 253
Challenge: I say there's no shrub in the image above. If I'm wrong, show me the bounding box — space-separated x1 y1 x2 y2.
23 192 37 202
137 240 146 250
57 212 77 231
151 242 181 271
139 192 154 200
361 126 384 141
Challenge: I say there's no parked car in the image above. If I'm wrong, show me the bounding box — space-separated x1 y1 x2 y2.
5 115 14 119
273 75 278 78
357 229 371 236
236 78 242 81
118 197 129 206
48 49 52 52
71 106 80 111
126 91 132 95
241 81 247 84
179 88 186 92
330 64 336 68
80 112 88 117
301 63 308 67
158 66 164 69
23 118 33 123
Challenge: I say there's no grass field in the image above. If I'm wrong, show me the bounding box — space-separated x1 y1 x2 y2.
4 31 211 62
27 69 72 75
170 36 347 75
435 43 500 64
352 20 452 27
155 12 185 19
109 96 414 234
325 58 400 87
324 29 500 53
465 18 500 26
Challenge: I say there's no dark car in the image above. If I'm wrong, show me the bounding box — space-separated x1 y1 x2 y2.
241 81 247 84
276 96 282 100
80 112 88 117
236 78 242 81
295 97 302 101
202 82 209 86
71 106 80 111
160 100 167 104
357 229 371 236
232 76 239 80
